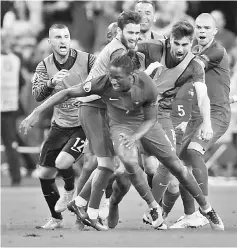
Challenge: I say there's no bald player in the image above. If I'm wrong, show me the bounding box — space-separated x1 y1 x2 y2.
106 22 118 44
167 13 231 229
29 24 96 229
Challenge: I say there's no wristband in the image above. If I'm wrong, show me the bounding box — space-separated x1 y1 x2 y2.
47 78 55 88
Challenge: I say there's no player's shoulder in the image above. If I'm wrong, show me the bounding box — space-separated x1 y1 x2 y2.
190 57 205 72
203 40 225 60
151 31 166 41
35 60 48 73
145 38 164 47
74 48 90 57
137 71 157 91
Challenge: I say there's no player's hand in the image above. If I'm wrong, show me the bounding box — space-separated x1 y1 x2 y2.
175 122 188 133
119 133 137 149
198 122 213 142
48 69 70 87
19 110 40 135
144 62 163 76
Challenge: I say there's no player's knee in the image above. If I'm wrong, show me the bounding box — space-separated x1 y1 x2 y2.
168 176 180 193
83 155 98 171
114 173 131 193
144 156 159 175
163 156 188 179
55 151 75 169
38 165 57 179
114 163 126 177
116 146 139 174
155 163 170 178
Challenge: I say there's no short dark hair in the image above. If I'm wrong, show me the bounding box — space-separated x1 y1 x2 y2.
136 0 155 8
110 53 134 75
171 21 194 40
117 10 142 30
49 24 69 34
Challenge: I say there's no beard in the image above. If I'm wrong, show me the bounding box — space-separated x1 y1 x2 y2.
120 33 129 49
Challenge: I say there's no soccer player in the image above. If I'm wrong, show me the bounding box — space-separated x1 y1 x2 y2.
168 13 231 229
106 1 166 228
26 24 95 229
135 20 223 229
20 53 224 231
135 0 165 42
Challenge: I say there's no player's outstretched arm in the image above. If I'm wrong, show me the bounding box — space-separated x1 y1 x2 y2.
19 85 87 134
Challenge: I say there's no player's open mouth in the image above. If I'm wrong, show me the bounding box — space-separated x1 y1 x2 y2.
128 40 136 46
199 36 206 40
112 84 120 90
176 54 183 58
59 46 67 52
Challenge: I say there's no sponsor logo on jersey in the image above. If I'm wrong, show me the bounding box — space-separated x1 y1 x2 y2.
109 97 119 101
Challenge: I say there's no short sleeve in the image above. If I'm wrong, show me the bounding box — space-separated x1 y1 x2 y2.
197 45 224 71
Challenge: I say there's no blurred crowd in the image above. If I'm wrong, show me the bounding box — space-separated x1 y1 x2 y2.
1 0 237 181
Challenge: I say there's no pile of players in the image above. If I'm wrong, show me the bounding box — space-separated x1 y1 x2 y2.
20 0 236 232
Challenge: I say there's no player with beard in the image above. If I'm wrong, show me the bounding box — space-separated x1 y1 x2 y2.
20 53 225 232
135 21 225 231
67 10 145 231
167 13 231 229
26 24 95 229
105 1 166 228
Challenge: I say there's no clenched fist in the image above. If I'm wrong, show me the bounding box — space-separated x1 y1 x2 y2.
48 69 70 87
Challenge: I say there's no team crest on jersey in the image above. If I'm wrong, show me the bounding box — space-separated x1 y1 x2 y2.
188 88 194 97
83 81 91 92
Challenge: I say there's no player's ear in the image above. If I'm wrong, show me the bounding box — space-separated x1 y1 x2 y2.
128 73 134 83
214 27 218 35
117 27 122 38
48 38 51 45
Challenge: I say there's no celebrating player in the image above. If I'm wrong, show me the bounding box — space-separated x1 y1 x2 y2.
27 24 95 229
168 13 231 229
20 53 225 231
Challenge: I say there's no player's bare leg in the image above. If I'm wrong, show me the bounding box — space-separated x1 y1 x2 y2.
68 157 115 231
112 132 165 229
107 169 131 228
75 153 98 196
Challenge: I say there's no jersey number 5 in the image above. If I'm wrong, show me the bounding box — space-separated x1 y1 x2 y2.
177 105 185 117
